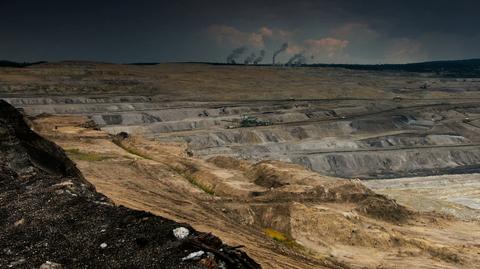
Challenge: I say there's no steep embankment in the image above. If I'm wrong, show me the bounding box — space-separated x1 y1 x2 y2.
0 100 259 269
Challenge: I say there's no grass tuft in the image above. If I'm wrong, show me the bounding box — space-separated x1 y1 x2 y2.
171 167 215 196
65 148 111 162
112 139 215 195
112 139 153 160
185 174 215 195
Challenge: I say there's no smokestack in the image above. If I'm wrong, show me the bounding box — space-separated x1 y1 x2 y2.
253 50 266 64
244 52 256 65
286 53 306 66
272 43 288 65
226 46 248 64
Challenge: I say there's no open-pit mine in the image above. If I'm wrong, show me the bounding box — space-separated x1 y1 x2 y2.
2 62 480 268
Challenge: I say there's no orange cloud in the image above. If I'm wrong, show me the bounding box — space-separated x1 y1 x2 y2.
286 44 303 55
304 38 349 58
259 27 273 37
206 24 350 62
331 23 379 41
206 25 296 49
207 25 274 48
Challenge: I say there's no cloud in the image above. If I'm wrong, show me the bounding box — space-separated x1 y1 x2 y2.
304 37 349 58
259 27 273 37
328 22 430 63
331 22 380 42
286 44 303 55
279 37 349 63
277 29 295 40
206 25 275 48
206 25 296 49
205 22 432 63
206 24 354 63
384 38 426 63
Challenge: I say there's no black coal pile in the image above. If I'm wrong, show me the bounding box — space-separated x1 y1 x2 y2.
0 99 260 269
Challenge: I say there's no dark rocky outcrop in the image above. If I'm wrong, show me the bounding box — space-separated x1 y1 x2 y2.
0 100 260 269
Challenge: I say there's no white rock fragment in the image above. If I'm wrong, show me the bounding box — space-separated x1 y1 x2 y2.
342 211 359 220
172 227 190 240
100 243 108 248
39 261 63 269
181 250 205 261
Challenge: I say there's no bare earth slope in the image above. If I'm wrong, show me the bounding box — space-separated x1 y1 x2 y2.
2 62 480 268
28 113 480 269
0 100 259 268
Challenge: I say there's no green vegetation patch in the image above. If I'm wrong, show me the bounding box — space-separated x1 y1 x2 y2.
264 228 305 250
171 167 215 196
112 139 215 195
65 148 112 162
184 174 215 195
111 139 153 160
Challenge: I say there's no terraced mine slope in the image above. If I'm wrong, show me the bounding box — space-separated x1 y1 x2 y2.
2 62 480 268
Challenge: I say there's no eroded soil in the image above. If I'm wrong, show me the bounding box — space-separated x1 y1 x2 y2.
30 114 480 269
0 100 259 268
3 63 480 268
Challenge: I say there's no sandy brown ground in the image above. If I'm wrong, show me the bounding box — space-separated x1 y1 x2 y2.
31 115 480 269
2 62 480 101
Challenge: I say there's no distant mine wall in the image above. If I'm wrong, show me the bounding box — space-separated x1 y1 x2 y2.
293 147 480 179
6 95 480 181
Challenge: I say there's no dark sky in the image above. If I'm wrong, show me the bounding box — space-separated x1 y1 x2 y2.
1 0 479 64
